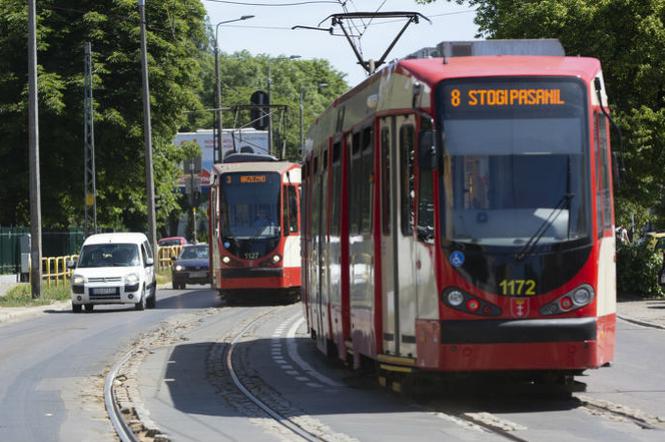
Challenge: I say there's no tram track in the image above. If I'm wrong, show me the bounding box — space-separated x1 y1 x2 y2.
578 395 665 431
225 308 329 442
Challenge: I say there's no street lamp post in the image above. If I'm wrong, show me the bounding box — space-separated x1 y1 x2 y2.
299 87 305 154
214 15 254 163
267 55 300 156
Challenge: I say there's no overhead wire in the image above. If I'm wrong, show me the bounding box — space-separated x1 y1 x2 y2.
203 0 342 6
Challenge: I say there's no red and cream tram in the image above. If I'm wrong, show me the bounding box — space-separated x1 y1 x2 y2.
301 40 616 384
209 153 301 303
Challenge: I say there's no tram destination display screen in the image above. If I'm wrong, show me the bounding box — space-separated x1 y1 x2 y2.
437 77 589 249
442 78 585 118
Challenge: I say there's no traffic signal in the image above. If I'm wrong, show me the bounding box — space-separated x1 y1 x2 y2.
250 90 269 130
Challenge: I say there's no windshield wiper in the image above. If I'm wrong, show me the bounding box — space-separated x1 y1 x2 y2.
515 193 574 261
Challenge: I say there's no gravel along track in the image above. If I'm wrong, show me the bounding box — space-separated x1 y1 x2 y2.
210 308 357 442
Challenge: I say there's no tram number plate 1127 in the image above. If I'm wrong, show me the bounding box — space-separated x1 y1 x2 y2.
499 279 536 296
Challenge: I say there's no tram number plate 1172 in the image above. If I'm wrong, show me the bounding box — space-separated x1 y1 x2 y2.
499 279 536 296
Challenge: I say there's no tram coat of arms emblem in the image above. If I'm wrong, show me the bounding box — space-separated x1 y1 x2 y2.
510 298 530 318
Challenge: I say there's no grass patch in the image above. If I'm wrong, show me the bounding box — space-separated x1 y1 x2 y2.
0 283 71 307
156 268 172 285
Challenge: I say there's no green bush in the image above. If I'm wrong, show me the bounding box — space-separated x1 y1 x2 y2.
0 283 71 307
617 243 664 298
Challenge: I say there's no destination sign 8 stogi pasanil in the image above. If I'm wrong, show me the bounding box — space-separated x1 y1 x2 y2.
442 78 584 116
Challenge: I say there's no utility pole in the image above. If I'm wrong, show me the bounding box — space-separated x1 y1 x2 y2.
189 163 197 243
139 0 158 256
84 42 97 236
214 38 223 163
267 64 273 155
28 0 42 299
299 87 305 154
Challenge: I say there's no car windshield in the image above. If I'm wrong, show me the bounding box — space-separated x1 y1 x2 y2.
78 243 140 268
179 246 208 259
220 172 281 239
438 78 589 248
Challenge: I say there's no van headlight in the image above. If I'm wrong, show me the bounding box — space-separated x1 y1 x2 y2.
175 264 183 272
72 274 85 285
125 273 139 285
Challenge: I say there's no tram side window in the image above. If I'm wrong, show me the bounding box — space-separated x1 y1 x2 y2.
400 124 415 236
331 142 342 236
360 127 374 234
312 156 320 238
595 114 612 237
381 126 391 235
417 119 435 242
283 186 299 234
599 115 612 230
301 163 308 239
349 132 362 234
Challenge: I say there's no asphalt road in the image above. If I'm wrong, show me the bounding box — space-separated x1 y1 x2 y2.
0 285 220 441
1 287 664 441
136 297 665 442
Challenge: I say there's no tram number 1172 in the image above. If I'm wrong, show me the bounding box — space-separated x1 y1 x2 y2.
499 279 537 296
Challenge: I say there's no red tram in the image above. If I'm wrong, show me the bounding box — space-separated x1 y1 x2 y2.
209 153 302 303
301 40 616 384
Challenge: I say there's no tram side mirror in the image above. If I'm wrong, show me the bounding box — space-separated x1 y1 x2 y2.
419 130 436 170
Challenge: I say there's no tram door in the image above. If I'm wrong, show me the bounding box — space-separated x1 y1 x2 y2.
314 148 330 353
380 115 418 358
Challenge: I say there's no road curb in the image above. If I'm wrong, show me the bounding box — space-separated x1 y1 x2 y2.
617 314 665 330
0 301 70 326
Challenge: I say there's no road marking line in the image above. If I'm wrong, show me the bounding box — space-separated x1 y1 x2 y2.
286 317 343 388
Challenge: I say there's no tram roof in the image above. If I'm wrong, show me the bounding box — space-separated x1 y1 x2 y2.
398 56 602 85
213 161 298 175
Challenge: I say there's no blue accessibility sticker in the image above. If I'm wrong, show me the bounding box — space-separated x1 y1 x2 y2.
224 241 231 249
449 250 465 268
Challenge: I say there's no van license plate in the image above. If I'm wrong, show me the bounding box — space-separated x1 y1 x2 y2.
92 287 118 295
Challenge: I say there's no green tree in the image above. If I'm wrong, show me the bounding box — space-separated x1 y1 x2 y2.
418 0 665 230
0 0 208 233
189 50 348 162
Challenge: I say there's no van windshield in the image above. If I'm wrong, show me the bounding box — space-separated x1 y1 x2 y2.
78 244 141 268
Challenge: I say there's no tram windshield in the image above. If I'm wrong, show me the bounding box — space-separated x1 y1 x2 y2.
220 172 281 239
438 78 589 249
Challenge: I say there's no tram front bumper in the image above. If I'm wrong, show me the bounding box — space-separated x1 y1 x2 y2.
415 317 614 371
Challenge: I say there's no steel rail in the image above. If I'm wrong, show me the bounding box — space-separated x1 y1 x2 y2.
104 349 138 442
226 311 327 442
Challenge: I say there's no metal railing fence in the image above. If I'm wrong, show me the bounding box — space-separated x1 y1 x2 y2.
157 245 182 270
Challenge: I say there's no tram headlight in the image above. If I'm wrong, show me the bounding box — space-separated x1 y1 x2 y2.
222 256 231 264
572 286 593 306
272 254 282 263
540 284 594 315
447 290 464 307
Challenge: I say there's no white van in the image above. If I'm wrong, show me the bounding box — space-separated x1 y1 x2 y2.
70 233 157 312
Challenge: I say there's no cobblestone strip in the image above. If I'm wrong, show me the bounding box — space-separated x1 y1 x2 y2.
111 308 220 442
578 395 665 430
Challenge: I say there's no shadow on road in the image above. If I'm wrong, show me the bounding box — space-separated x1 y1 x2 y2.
157 336 582 421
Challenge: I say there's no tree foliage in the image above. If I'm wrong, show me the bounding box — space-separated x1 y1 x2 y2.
188 49 348 162
419 0 665 230
0 0 208 232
